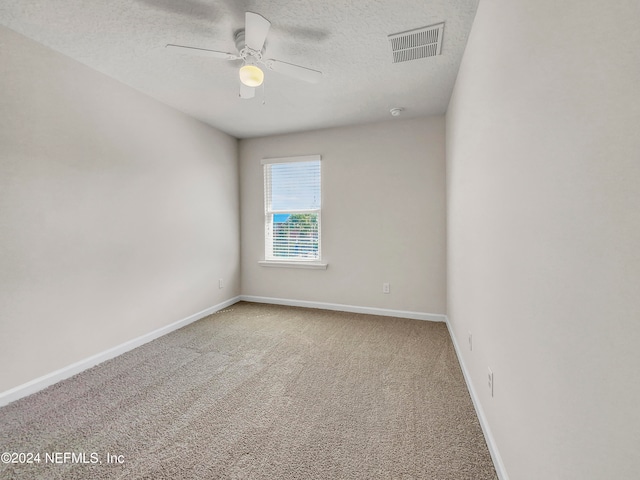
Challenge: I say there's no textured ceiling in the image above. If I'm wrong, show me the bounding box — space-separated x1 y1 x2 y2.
0 0 478 138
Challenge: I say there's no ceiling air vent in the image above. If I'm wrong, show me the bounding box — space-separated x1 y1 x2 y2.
388 22 444 63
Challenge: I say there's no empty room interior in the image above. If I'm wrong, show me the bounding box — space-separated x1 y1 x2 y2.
1 0 639 479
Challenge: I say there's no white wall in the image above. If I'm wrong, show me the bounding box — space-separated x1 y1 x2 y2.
0 27 240 393
446 0 640 478
240 117 446 315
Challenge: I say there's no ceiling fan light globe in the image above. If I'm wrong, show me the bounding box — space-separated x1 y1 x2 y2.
239 65 264 87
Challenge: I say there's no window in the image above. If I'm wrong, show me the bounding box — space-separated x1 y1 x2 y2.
262 155 323 265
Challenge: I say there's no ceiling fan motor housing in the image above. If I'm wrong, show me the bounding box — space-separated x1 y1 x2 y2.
234 30 264 61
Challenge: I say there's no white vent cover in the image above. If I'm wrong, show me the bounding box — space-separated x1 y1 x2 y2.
388 23 444 63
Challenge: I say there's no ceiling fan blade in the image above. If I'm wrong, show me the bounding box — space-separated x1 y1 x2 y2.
265 59 323 84
239 82 256 99
245 12 271 51
166 44 240 60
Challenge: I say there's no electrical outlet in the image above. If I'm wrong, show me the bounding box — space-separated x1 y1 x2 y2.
468 331 473 351
382 282 390 294
219 278 223 289
488 368 494 397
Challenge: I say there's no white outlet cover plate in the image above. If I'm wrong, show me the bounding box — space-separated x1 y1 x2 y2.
488 368 494 397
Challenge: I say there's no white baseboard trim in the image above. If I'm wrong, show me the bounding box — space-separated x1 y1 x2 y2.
0 296 241 408
239 295 446 322
444 316 509 480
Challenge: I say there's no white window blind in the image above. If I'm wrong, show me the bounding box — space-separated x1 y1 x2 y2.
262 155 321 261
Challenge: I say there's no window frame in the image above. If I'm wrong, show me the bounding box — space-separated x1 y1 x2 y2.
260 155 327 269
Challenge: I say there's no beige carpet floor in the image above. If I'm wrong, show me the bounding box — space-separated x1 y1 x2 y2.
0 302 497 479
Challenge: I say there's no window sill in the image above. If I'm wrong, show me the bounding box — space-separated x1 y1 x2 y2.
258 260 328 270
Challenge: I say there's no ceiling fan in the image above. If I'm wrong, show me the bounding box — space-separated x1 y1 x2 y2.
166 12 323 99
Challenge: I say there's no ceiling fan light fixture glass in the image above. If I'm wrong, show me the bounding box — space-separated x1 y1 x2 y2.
239 64 264 87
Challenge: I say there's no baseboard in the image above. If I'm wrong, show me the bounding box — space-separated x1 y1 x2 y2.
0 296 241 408
444 316 509 480
239 295 446 322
